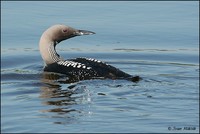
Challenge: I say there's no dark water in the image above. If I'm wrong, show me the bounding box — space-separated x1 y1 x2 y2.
1 1 199 133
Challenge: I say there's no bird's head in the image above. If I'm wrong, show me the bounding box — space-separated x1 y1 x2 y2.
41 24 95 44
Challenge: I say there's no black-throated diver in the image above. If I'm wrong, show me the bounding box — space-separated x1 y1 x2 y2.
39 24 140 83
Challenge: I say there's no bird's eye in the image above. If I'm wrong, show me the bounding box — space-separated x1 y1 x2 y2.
63 29 68 33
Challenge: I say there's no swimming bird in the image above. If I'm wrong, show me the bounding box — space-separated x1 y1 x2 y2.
39 24 140 83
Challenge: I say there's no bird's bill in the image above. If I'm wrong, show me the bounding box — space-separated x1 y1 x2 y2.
74 30 95 36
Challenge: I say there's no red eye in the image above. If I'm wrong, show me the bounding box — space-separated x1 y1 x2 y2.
63 29 68 33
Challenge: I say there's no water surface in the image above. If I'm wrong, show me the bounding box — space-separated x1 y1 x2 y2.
1 1 199 133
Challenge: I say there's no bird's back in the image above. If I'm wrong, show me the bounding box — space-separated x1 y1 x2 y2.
43 57 139 82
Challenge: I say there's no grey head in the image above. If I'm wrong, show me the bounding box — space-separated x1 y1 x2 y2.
39 24 95 65
41 24 95 44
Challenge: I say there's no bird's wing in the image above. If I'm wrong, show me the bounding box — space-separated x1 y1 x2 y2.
70 57 131 78
44 60 99 80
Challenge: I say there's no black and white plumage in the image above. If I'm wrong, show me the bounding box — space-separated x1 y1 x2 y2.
39 24 140 83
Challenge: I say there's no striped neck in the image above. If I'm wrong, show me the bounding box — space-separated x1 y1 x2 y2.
39 37 61 65
47 42 61 62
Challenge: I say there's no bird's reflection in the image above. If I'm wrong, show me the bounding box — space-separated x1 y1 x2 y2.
39 72 93 124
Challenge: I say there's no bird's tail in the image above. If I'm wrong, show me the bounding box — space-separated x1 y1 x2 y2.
127 75 142 82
